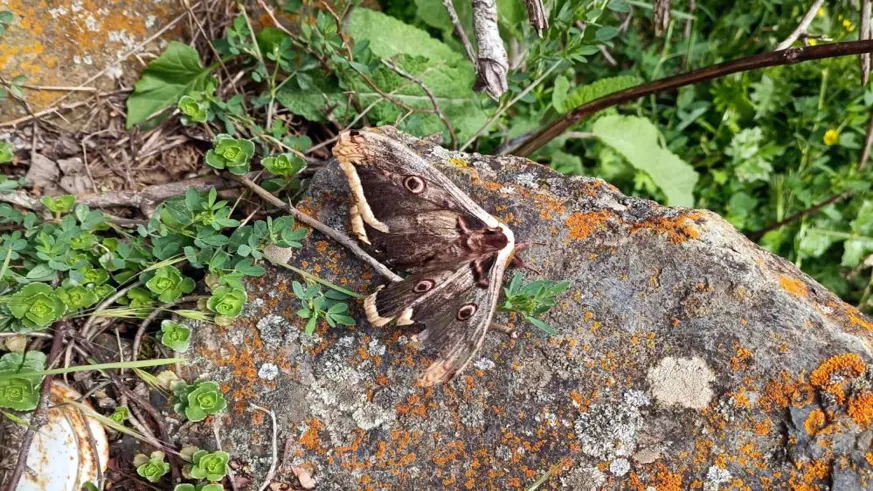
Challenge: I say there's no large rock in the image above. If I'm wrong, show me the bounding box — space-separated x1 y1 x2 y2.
0 0 186 120
180 127 873 489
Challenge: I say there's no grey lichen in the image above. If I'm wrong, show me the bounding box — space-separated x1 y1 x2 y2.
647 356 715 410
257 362 279 381
574 390 650 459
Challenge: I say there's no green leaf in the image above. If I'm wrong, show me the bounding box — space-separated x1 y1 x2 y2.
126 42 215 128
347 8 466 63
552 75 639 114
592 115 699 207
525 315 556 335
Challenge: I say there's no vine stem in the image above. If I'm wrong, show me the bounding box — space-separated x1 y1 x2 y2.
509 39 873 157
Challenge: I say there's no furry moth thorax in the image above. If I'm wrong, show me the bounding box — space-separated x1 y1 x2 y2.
333 128 515 386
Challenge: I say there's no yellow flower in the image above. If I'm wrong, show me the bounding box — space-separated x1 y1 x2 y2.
843 19 855 32
808 39 817 46
817 8 825 18
824 129 839 146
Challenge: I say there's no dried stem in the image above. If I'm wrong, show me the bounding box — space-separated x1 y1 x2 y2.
251 404 279 491
524 0 549 37
442 0 477 64
747 192 851 241
472 0 509 99
229 174 402 282
382 59 458 149
510 39 873 157
861 111 873 170
863 0 872 84
776 0 826 51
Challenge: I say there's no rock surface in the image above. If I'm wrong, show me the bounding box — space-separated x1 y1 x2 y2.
0 0 186 120
180 127 873 490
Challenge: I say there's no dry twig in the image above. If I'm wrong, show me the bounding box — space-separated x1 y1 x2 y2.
251 404 279 491
382 59 458 149
442 0 477 64
776 0 826 51
863 0 872 84
472 0 509 99
229 174 402 282
525 0 549 37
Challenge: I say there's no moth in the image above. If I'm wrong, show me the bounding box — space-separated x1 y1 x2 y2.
333 128 517 386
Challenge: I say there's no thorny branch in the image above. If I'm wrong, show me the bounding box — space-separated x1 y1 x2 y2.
510 39 873 157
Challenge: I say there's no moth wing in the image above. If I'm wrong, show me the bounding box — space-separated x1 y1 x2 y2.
363 256 506 386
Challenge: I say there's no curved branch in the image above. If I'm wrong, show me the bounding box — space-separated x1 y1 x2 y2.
508 39 873 157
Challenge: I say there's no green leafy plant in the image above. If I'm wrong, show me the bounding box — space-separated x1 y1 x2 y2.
126 41 217 128
7 283 67 331
206 286 246 324
292 280 355 335
146 265 196 303
0 141 12 164
172 380 227 422
261 153 305 177
174 484 223 491
0 351 45 411
56 285 99 311
109 405 130 424
187 450 230 481
160 320 192 352
40 195 77 214
205 134 255 175
499 273 570 335
135 451 170 483
178 94 210 124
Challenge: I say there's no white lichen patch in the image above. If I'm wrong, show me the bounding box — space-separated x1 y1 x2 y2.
515 172 538 188
647 356 716 410
256 314 292 348
609 458 631 476
258 363 279 381
473 358 496 370
703 466 732 491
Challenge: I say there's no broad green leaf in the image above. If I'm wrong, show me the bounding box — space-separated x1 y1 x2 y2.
346 8 468 64
275 72 346 122
592 115 699 207
126 42 215 128
552 75 639 114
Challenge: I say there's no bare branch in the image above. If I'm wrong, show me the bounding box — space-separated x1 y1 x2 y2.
747 192 851 241
776 0 826 51
654 0 671 36
509 39 873 157
524 0 549 37
472 0 509 99
382 59 458 149
442 0 477 65
860 111 873 170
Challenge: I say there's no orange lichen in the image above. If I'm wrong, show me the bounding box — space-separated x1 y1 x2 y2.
779 275 809 297
866 452 873 466
653 470 683 491
804 409 826 435
809 354 866 404
565 210 614 241
730 347 754 371
630 211 705 244
299 418 324 451
848 391 873 427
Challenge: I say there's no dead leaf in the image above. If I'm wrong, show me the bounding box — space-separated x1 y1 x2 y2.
57 156 84 174
25 154 60 193
60 174 92 194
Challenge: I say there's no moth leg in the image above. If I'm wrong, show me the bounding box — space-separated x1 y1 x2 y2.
490 323 519 339
349 203 371 245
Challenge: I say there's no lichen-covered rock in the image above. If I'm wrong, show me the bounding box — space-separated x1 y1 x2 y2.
180 127 873 490
0 0 186 119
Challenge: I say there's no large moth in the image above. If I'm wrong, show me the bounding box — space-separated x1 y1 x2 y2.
333 128 516 386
